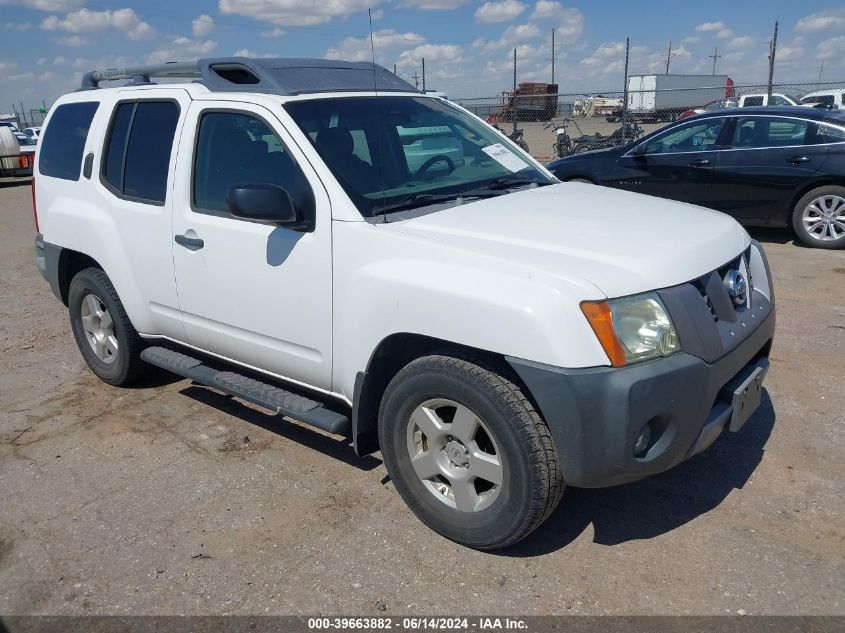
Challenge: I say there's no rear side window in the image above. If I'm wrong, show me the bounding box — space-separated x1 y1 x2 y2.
101 101 180 204
38 102 98 181
731 117 808 148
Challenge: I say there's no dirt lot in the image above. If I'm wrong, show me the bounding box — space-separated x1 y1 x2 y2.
0 181 843 615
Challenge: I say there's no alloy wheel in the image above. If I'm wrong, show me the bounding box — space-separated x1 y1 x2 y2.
79 293 118 364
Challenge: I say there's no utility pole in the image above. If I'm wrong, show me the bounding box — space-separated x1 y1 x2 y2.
411 71 420 89
708 46 721 76
393 63 397 75
665 41 675 74
421 57 426 92
817 61 825 82
767 20 778 100
512 48 518 137
622 37 630 144
551 28 556 84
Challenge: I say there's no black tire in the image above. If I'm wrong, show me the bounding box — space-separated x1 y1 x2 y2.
573 142 594 154
68 267 146 386
378 353 564 550
792 186 845 249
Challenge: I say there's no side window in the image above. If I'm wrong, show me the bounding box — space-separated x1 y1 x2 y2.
193 111 313 217
101 101 180 204
742 96 764 107
808 123 845 145
643 119 725 154
731 117 808 149
38 102 98 180
769 95 790 106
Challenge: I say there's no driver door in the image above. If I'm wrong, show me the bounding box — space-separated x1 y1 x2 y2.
171 101 333 390
614 117 731 209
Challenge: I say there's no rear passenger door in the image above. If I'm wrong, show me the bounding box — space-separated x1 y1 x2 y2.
711 115 826 223
171 102 333 390
92 89 191 338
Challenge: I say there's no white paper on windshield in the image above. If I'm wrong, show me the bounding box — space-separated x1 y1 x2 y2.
482 143 529 173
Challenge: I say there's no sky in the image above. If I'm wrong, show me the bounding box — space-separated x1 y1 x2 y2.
1 0 844 114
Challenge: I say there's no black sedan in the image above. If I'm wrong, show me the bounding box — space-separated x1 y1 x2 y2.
547 107 845 249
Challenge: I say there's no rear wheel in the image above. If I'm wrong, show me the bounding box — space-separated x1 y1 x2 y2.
792 186 845 249
68 267 146 386
378 353 563 550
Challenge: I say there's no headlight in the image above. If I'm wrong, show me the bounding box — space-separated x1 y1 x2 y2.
581 292 681 367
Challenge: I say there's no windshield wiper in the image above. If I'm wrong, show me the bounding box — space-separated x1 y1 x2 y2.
372 189 505 218
372 178 554 218
484 177 552 190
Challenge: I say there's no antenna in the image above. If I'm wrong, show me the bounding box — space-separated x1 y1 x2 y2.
368 8 389 222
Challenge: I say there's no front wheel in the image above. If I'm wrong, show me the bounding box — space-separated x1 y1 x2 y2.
378 353 563 550
792 186 845 249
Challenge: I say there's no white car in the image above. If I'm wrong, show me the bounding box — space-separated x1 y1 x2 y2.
23 126 42 141
799 89 844 109
738 93 799 107
32 57 775 549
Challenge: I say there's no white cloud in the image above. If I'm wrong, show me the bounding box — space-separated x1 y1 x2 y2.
192 14 215 37
57 34 88 46
396 43 464 75
795 9 845 33
370 8 384 19
776 44 805 62
3 22 33 31
815 35 845 61
219 0 383 26
0 0 82 11
233 49 273 58
475 0 525 23
530 0 562 19
326 29 426 61
261 27 287 37
716 28 733 39
41 8 155 40
555 7 583 43
727 35 754 49
682 35 701 44
694 21 726 32
399 0 468 8
475 22 541 52
148 38 217 64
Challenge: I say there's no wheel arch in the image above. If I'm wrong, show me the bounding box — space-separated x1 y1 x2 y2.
56 248 105 306
787 178 845 225
351 333 518 456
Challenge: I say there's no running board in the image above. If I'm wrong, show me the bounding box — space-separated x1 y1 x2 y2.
140 346 349 435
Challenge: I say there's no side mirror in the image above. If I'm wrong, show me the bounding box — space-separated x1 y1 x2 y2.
630 143 648 157
226 183 304 227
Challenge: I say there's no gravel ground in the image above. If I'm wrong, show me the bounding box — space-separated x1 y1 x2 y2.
0 181 843 616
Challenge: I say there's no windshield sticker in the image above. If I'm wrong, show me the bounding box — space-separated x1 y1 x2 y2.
482 143 529 172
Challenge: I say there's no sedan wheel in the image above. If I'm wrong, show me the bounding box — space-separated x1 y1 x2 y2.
793 186 845 249
801 194 845 243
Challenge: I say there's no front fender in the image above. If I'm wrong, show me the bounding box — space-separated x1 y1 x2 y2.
331 221 610 399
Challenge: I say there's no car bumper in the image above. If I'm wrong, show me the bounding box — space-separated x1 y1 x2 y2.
507 294 775 489
34 234 64 303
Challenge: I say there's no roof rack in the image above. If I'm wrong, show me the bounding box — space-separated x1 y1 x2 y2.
80 57 419 96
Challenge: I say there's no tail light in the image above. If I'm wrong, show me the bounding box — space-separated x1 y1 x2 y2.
20 154 29 169
31 175 39 233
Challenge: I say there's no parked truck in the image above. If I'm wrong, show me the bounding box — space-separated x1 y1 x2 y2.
623 74 734 122
498 82 558 122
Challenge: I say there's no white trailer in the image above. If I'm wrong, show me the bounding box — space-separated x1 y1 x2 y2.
625 74 732 122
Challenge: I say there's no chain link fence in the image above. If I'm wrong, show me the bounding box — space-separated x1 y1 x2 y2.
455 80 845 161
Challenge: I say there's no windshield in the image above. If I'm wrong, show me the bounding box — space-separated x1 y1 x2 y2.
284 96 553 217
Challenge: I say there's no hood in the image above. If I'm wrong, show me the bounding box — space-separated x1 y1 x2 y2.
383 182 750 298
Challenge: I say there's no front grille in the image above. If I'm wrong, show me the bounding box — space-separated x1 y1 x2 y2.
692 279 719 322
691 246 752 323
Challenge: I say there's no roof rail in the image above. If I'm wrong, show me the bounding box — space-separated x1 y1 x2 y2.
80 57 418 95
80 61 201 90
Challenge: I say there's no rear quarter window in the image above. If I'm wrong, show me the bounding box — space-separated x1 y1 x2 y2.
38 102 99 181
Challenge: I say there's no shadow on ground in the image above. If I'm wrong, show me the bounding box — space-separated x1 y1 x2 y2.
504 390 776 557
180 384 382 472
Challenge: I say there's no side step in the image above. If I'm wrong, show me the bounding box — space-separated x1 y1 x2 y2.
140 346 349 435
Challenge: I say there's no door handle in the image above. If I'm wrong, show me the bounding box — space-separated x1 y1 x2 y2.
688 158 711 167
174 234 204 250
786 156 810 164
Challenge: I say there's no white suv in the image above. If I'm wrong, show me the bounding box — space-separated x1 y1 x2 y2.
33 57 776 549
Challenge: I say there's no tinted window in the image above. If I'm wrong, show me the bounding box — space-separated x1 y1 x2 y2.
643 118 725 154
743 96 764 107
123 102 179 203
808 123 845 145
802 95 835 107
103 102 133 191
193 111 313 217
769 95 792 106
731 117 808 148
38 102 98 180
